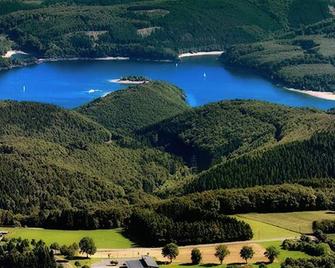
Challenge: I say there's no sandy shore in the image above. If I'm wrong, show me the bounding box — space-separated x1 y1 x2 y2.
94 56 130 61
109 79 149 85
38 56 130 63
2 50 28 58
178 51 224 58
285 87 335 101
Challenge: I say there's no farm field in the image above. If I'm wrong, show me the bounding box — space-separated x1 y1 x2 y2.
1 227 134 248
235 216 299 240
238 211 335 234
93 242 267 264
158 241 309 268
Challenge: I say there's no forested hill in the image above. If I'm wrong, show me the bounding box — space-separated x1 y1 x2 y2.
0 0 332 63
0 81 335 233
140 100 334 171
78 81 189 135
0 100 111 144
0 93 190 214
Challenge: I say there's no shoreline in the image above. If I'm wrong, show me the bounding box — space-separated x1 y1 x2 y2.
109 79 149 85
37 56 130 63
285 87 335 101
178 51 224 58
2 50 28 58
2 50 225 69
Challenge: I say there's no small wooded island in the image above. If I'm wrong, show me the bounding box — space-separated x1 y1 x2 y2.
110 75 150 85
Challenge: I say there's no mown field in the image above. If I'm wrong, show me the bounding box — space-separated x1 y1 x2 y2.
235 216 299 240
238 211 335 234
1 227 134 248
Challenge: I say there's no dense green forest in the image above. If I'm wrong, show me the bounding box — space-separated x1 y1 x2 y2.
0 0 332 62
221 20 335 91
140 100 333 171
0 92 190 215
0 238 56 268
126 208 253 246
0 81 334 243
78 81 189 135
186 131 335 192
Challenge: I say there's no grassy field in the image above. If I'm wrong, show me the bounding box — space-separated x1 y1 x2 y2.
236 216 299 240
238 211 335 234
1 227 134 248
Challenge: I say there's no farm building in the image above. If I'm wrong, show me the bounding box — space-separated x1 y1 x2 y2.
123 256 158 268
0 231 8 238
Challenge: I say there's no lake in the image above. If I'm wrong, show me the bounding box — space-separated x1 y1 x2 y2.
0 56 334 109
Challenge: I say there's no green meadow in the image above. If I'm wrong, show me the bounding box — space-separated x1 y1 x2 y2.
238 211 335 234
1 227 133 248
235 216 299 240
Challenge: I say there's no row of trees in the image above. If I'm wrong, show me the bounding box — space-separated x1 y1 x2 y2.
50 236 97 259
2 180 335 231
162 243 279 265
125 209 253 246
157 182 335 218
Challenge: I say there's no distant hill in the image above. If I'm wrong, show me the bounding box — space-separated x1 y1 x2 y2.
0 0 331 60
78 81 189 135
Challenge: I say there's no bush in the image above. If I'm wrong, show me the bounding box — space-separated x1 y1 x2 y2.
313 220 335 233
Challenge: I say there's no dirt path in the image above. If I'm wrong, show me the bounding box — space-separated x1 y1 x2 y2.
90 238 293 264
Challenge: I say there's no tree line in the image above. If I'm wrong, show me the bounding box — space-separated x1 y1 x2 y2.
125 208 253 246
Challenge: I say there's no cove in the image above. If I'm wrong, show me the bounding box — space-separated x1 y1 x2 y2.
0 56 334 110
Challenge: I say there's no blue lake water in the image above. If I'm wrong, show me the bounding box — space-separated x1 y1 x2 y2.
0 56 334 109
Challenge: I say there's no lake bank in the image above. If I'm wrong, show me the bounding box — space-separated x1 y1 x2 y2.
285 87 335 101
109 79 149 85
178 51 224 58
2 50 28 58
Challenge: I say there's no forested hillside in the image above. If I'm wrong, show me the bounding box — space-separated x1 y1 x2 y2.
0 97 189 215
140 100 334 171
1 85 335 217
0 0 332 62
187 131 335 192
221 16 335 92
78 81 189 135
0 81 335 245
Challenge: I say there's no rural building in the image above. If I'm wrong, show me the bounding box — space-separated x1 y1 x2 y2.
0 231 8 239
123 256 158 268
